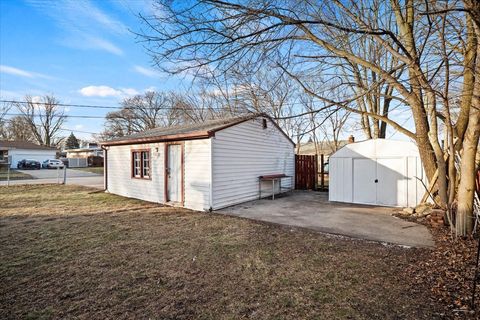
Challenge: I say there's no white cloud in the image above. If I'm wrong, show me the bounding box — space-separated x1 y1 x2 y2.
80 85 120 97
30 96 43 103
82 35 123 56
27 0 127 34
108 0 156 15
120 88 140 96
0 65 52 79
79 85 138 98
75 124 84 130
26 0 127 55
134 65 163 78
144 86 157 92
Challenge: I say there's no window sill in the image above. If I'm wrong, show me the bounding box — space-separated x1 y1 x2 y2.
131 176 152 181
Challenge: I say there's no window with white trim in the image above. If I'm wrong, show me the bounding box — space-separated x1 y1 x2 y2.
132 150 150 179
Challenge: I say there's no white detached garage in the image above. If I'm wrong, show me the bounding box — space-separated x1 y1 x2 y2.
329 139 426 207
102 114 295 211
0 140 57 168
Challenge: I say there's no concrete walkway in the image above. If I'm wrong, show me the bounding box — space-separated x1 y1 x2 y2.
219 191 434 248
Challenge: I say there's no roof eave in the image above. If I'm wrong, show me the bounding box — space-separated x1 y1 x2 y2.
100 131 212 147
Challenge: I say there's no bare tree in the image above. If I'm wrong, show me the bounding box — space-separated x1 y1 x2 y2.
138 0 480 235
100 91 174 139
15 95 66 146
0 116 35 141
319 109 351 154
100 90 227 140
0 102 11 139
455 0 480 235
0 101 11 124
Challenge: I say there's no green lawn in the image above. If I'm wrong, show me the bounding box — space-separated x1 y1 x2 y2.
71 167 104 175
0 185 443 319
0 169 34 181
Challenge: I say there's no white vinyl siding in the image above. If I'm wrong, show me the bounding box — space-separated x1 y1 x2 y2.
211 118 294 209
107 143 164 203
107 140 212 210
105 117 294 211
184 139 212 211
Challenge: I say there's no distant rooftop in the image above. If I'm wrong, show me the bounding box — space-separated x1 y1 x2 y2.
297 140 349 155
0 140 57 151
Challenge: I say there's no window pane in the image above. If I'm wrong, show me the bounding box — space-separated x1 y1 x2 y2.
142 151 150 178
133 152 141 177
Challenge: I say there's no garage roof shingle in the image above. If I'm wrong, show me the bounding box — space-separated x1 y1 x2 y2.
101 113 294 146
0 140 57 150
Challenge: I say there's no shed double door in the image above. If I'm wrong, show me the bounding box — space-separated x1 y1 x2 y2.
352 158 405 206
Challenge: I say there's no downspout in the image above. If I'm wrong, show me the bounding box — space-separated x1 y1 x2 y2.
209 137 214 212
101 145 108 191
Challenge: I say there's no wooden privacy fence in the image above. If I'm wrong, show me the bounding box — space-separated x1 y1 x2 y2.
295 154 317 190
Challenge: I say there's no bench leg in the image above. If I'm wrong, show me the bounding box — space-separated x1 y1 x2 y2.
272 179 275 200
259 179 261 200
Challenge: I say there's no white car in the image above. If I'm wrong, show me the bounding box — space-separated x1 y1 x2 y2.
42 159 65 169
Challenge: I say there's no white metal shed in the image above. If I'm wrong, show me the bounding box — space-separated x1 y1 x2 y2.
102 114 295 211
328 139 426 207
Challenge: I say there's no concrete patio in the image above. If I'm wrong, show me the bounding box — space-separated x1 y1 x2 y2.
218 191 434 248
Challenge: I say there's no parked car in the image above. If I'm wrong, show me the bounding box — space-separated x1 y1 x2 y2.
17 159 41 170
59 158 69 168
42 159 65 169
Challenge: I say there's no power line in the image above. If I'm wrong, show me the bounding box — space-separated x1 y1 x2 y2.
0 98 322 110
4 113 107 119
1 100 120 109
0 99 252 111
58 128 99 135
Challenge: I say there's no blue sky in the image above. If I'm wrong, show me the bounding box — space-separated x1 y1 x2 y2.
0 0 181 139
0 0 414 142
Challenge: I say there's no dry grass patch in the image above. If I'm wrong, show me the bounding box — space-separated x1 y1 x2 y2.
0 184 148 217
0 169 34 181
0 185 443 319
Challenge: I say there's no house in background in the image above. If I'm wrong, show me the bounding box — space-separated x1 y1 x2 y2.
101 114 295 211
64 142 104 168
297 136 354 158
65 147 103 158
0 141 57 168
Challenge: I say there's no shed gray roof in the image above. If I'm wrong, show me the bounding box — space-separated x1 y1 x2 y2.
101 113 294 146
0 140 57 151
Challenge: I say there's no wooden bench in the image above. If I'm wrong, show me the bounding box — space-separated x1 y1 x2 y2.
258 174 293 200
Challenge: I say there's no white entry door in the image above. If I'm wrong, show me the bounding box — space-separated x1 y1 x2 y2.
353 158 377 205
167 144 182 203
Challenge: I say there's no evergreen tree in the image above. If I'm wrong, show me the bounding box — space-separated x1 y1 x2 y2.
65 132 79 149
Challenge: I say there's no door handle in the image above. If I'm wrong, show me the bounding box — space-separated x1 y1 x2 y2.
374 179 378 183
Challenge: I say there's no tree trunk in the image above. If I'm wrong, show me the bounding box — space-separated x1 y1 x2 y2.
409 100 438 182
455 108 480 236
456 31 480 236
456 15 477 145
